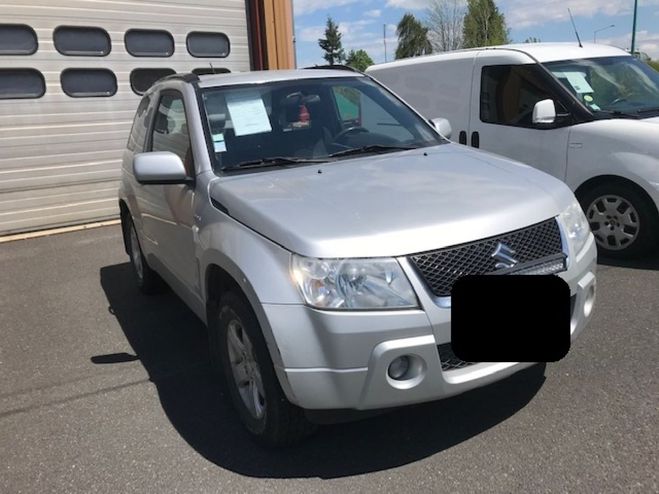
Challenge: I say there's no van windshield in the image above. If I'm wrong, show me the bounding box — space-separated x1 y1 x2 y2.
200 76 444 171
544 56 659 117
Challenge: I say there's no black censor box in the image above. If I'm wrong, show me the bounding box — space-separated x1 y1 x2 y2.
451 275 571 362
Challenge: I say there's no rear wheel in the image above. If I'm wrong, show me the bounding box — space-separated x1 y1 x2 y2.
210 292 316 446
579 182 659 258
125 217 163 294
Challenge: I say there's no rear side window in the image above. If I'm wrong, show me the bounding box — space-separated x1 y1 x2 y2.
61 68 117 97
150 93 194 175
0 69 45 99
130 68 175 95
0 24 38 55
186 32 230 58
481 65 565 128
127 95 152 152
54 26 111 56
125 29 174 57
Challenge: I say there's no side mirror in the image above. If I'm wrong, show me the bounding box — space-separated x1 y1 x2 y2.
532 99 557 125
430 117 452 139
133 152 191 185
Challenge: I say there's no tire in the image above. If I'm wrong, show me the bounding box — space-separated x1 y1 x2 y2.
209 292 316 446
125 216 163 294
579 182 659 259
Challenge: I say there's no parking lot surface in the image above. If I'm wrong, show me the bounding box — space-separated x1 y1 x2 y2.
1 225 657 493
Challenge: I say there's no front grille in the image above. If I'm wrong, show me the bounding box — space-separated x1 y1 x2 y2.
438 343 476 371
409 219 564 298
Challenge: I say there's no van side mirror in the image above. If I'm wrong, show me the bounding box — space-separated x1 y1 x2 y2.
532 99 557 126
430 117 452 139
133 152 192 185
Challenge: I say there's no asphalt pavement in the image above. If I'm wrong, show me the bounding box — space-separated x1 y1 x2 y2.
0 225 657 493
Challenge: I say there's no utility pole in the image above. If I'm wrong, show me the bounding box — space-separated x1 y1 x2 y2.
383 24 387 62
630 0 638 56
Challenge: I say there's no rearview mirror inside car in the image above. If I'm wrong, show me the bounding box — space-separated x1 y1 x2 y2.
133 152 191 185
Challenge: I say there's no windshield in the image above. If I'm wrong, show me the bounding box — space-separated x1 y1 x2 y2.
544 56 659 116
200 76 444 171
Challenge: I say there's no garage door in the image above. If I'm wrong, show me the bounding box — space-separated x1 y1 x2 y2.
0 0 250 235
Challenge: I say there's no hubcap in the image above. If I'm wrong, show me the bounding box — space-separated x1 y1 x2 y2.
586 194 640 251
129 224 144 280
226 320 266 420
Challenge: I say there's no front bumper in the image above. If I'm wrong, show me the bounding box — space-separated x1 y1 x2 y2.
264 236 597 411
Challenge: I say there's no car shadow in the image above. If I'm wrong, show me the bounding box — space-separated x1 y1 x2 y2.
100 262 546 479
598 253 659 271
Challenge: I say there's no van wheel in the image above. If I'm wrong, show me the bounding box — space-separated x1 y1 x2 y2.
210 292 316 446
579 183 659 258
125 217 163 294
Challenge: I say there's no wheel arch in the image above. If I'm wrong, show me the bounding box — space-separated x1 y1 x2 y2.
575 174 659 219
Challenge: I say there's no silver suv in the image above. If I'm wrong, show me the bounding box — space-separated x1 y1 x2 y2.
118 69 597 444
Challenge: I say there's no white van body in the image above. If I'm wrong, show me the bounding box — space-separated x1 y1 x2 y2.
367 43 659 257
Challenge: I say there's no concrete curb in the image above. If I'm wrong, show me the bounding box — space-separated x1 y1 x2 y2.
0 220 121 244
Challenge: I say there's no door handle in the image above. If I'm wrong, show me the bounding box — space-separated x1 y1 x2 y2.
471 131 480 148
459 131 467 145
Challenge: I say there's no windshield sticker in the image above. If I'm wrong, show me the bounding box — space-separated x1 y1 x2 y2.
225 91 272 136
561 71 594 94
212 132 226 153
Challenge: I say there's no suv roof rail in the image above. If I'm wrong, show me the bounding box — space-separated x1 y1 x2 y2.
158 73 201 84
304 64 362 73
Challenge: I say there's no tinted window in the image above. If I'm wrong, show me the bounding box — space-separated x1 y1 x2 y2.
150 93 194 175
125 29 174 57
0 69 45 99
54 26 110 56
127 95 152 152
0 24 38 55
130 68 175 95
186 32 230 58
61 69 117 97
192 67 230 75
481 65 565 127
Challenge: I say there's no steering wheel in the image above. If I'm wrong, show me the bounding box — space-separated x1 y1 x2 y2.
334 126 369 142
606 96 627 106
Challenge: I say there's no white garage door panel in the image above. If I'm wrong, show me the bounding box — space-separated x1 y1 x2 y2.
0 0 251 234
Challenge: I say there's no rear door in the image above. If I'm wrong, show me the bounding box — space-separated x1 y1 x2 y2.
468 51 573 180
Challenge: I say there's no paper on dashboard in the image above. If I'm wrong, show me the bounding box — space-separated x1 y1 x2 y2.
226 91 272 136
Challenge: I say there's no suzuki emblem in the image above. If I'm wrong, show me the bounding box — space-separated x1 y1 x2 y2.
492 243 518 270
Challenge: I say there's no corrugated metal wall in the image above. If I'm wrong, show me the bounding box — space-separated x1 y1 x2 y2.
0 0 251 235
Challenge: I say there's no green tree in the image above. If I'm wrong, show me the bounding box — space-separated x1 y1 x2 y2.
318 17 345 65
462 0 510 48
648 60 659 72
395 13 433 59
345 49 374 71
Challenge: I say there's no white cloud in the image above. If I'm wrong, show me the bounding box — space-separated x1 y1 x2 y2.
599 30 659 59
293 0 362 16
500 0 659 28
365 9 382 18
385 0 430 9
298 25 326 43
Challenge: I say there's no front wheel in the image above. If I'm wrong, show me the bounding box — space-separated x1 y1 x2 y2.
210 292 316 446
579 183 659 258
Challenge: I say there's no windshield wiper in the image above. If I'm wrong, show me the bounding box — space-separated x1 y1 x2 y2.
229 156 328 170
328 144 418 158
636 106 659 115
594 109 639 119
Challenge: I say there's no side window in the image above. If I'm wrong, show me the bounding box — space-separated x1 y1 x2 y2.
150 93 194 176
127 94 152 152
481 65 566 127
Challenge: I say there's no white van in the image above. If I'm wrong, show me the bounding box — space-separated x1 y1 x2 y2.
367 43 659 258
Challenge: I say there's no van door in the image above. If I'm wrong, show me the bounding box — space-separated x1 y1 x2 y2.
469 52 572 180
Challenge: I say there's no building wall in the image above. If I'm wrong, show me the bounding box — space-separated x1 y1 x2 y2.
0 0 251 235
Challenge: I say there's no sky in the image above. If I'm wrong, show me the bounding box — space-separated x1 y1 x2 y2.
292 0 659 67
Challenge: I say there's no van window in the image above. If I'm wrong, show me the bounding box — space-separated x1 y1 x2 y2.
150 93 194 175
481 65 565 127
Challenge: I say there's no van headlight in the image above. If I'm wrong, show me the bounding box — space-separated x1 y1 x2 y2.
560 200 591 256
291 255 418 310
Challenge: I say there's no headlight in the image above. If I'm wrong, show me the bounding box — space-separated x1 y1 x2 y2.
560 200 591 256
291 255 418 310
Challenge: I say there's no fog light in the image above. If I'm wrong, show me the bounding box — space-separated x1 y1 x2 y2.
388 355 411 380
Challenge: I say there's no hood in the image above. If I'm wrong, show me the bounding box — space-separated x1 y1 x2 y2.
642 116 659 125
209 144 574 258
